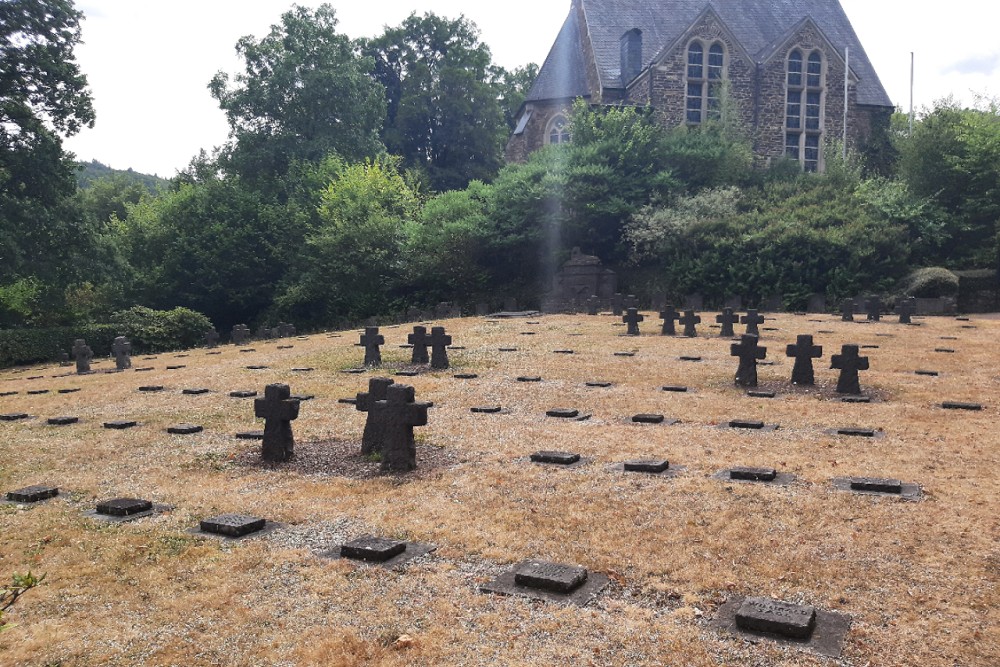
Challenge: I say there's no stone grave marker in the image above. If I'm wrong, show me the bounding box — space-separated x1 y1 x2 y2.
716 308 738 337
941 401 983 411
167 424 203 435
166 364 186 370
230 390 257 398
430 326 451 369
662 385 688 392
546 408 580 418
6 485 59 503
58 351 72 367
182 388 209 395
369 383 430 472
659 305 680 336
471 406 502 414
336 535 436 567
200 514 266 538
585 381 612 387
622 459 670 473
840 299 854 322
72 339 93 374
741 309 764 336
622 308 643 335
231 324 250 345
786 334 823 385
585 295 599 315
713 595 851 657
94 497 154 518
831 345 869 395
360 327 384 366
0 413 30 421
408 326 429 364
611 293 624 316
897 297 916 324
254 383 300 462
832 476 921 500
356 377 394 455
731 334 766 387
865 296 882 322
103 420 137 429
47 416 79 426
481 560 609 606
730 466 776 481
679 310 700 337
530 451 580 465
205 328 220 348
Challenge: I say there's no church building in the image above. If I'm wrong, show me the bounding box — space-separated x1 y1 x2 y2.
506 0 894 172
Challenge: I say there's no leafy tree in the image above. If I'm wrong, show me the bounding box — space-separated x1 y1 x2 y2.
210 4 385 187
0 0 94 289
491 63 538 132
365 13 507 191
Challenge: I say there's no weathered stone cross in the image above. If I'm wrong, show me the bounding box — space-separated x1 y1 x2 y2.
679 309 701 337
623 307 644 336
786 334 823 385
731 334 767 387
408 326 429 364
659 305 679 335
841 299 855 322
831 344 869 394
586 295 599 315
231 324 250 345
112 336 132 371
371 384 430 472
741 309 765 336
865 296 882 322
611 293 624 316
72 339 93 374
897 297 916 324
716 308 739 337
254 383 300 462
360 327 384 366
356 377 394 455
205 328 220 348
429 326 452 369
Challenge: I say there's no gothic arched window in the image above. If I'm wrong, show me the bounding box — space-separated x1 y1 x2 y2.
547 115 571 145
686 40 726 124
785 49 824 172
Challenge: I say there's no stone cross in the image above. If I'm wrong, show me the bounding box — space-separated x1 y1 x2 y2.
897 297 916 324
430 326 452 369
865 296 882 322
716 308 739 337
731 334 767 387
408 326 429 364
360 327 384 366
585 295 599 316
841 299 855 322
741 309 764 336
623 308 644 336
659 305 679 336
624 294 638 310
831 344 869 394
72 339 93 374
356 377 394 455
205 328 219 348
611 293 624 316
276 322 296 337
370 383 430 472
231 324 250 345
254 383 300 462
786 334 823 385
256 325 274 340
679 310 701 337
112 336 132 371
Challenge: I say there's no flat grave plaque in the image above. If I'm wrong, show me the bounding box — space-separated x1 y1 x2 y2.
934 348 955 353
454 373 478 379
835 427 878 438
277 345 294 350
47 416 79 426
736 597 816 639
662 385 689 393
729 419 764 430
613 351 636 357
0 413 30 421
290 394 314 402
517 376 542 383
245 365 268 370
861 345 879 349
340 536 406 562
850 477 902 493
546 408 579 418
729 466 777 481
138 386 164 392
26 389 49 395
841 396 871 404
290 367 313 372
678 355 702 362
713 595 851 657
498 347 518 352
239 348 256 353
133 367 154 372
623 459 670 473
940 336 958 340
230 390 258 398
530 451 581 465
341 368 366 374
337 397 357 405
471 406 502 414
832 476 921 500
7 485 59 503
57 388 81 394
103 420 137 429
182 388 210 395
514 561 587 593
631 413 666 424
941 402 982 411
165 365 186 370
481 560 609 607
0 391 18 397
914 370 939 377
747 390 776 398
96 497 152 516
167 424 203 435
200 514 266 538
585 381 612 387
553 349 574 354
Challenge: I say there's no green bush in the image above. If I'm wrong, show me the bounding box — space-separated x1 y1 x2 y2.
109 306 213 352
898 267 959 297
0 324 118 368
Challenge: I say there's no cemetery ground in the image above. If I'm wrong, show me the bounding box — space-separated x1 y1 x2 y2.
0 312 997 666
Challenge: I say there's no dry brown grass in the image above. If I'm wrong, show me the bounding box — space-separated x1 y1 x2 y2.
0 313 998 666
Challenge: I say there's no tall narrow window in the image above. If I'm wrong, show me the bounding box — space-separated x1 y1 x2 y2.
686 40 726 124
547 115 571 145
785 48 824 171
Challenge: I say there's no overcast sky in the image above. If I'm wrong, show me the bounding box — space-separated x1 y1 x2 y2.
65 0 1000 177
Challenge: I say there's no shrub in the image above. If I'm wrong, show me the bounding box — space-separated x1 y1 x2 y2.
898 267 959 298
110 306 213 352
0 324 118 368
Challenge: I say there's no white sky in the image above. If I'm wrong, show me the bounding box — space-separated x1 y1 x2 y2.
64 0 1000 178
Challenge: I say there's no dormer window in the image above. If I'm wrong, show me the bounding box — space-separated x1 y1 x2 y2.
785 48 825 171
686 40 725 124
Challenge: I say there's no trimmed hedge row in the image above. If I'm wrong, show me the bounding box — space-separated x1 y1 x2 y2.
0 325 119 368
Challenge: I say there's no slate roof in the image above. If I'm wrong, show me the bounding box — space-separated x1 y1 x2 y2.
527 0 892 108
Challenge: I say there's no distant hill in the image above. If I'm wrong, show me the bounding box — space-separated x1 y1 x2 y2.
76 160 170 192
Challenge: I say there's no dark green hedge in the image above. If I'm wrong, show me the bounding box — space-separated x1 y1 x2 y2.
0 325 118 368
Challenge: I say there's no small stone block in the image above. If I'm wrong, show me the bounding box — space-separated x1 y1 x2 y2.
662 385 688 392
230 390 257 398
736 597 816 639
167 424 203 435
290 367 312 372
623 459 669 473
57 388 81 394
239 348 256 353
96 497 153 516
841 396 871 403
200 514 266 537
471 406 502 414
546 408 579 418
7 485 58 502
27 389 49 395
915 370 939 376
235 431 264 440
138 386 164 392
530 451 580 465
942 402 982 411
849 477 902 493
165 365 186 370
514 561 588 593
340 536 407 562
0 391 18 397
861 344 879 349
47 416 79 426
290 394 314 401
553 349 574 354
0 413 29 421
730 466 777 481
837 427 876 437
679 356 702 362
632 413 665 424
103 420 137 429
454 373 478 379
182 388 209 395
133 367 154 372
246 365 268 370
934 348 955 353
729 419 765 430
278 345 294 350
337 397 357 405
747 390 776 398
517 376 542 382
585 381 612 387
498 347 518 352
613 351 635 357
